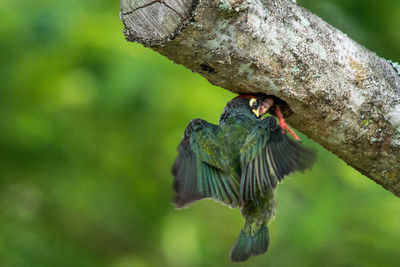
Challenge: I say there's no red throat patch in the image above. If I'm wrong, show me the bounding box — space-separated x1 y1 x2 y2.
237 94 255 99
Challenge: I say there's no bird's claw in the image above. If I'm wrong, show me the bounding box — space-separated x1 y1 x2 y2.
275 106 300 141
259 97 300 141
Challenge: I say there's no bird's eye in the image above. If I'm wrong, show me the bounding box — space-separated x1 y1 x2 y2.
249 98 259 109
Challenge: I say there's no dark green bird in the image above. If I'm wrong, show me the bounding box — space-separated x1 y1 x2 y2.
172 93 316 262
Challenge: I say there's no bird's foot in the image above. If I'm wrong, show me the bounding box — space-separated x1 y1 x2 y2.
275 106 300 141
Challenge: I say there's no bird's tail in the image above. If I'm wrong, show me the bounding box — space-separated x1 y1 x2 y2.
229 224 269 262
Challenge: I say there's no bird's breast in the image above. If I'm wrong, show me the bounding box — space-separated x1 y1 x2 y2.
217 122 253 168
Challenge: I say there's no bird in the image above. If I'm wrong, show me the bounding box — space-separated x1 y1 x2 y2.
172 93 316 262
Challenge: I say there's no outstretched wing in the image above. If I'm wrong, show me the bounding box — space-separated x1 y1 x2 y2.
172 119 240 208
240 116 316 202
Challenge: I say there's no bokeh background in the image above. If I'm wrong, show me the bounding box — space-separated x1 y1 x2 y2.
1 0 400 266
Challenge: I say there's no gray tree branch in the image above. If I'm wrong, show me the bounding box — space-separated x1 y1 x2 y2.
120 0 400 196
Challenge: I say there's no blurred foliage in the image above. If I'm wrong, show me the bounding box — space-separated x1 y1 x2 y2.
0 0 399 266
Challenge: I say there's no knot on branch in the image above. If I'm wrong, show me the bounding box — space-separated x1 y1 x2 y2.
121 0 198 46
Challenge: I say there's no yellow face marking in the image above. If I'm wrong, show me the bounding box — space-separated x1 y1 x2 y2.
249 98 260 117
249 98 257 108
252 108 260 117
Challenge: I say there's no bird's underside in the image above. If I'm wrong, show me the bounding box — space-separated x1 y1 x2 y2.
173 97 315 208
172 94 316 262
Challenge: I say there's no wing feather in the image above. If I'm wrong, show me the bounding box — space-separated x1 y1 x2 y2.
172 119 239 208
240 116 316 202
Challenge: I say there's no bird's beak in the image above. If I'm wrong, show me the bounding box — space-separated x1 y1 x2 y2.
259 98 273 116
252 108 260 117
259 106 268 116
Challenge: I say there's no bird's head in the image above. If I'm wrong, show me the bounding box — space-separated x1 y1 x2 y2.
241 94 274 118
220 93 277 123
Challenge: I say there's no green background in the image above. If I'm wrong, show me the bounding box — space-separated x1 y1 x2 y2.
1 0 399 266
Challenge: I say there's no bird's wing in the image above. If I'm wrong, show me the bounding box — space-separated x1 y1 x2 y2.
240 116 316 202
172 119 240 209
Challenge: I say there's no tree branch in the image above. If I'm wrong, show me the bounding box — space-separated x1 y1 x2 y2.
120 0 400 196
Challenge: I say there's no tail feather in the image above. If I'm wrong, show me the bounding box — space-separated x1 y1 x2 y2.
230 224 269 262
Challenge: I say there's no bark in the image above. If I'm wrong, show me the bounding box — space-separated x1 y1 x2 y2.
120 0 400 196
